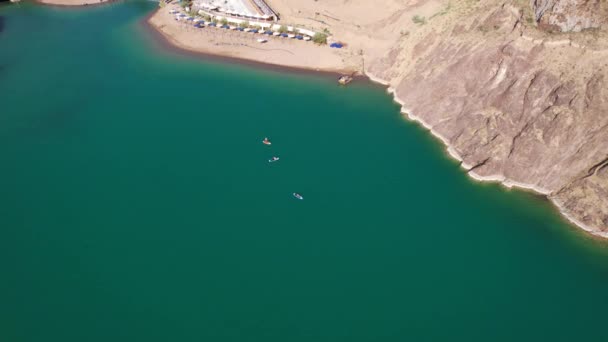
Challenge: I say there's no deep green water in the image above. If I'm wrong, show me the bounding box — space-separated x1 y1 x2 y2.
2 2 608 341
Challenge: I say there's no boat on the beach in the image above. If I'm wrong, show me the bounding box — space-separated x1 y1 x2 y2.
257 38 267 43
262 137 271 145
293 193 304 200
269 156 280 163
338 75 353 86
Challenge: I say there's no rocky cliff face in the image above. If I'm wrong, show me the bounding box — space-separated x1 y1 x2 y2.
275 0 608 235
364 0 608 236
531 0 608 32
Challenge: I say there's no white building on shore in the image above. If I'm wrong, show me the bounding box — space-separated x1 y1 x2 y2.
194 0 278 22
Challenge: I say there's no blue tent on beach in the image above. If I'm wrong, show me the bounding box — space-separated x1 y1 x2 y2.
330 42 344 48
264 30 273 35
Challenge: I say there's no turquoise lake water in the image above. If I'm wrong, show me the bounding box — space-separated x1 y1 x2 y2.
1 2 608 341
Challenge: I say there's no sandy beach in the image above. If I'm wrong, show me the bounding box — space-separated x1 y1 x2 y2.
148 3 363 74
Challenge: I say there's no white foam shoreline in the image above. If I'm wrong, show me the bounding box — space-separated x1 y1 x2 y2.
365 71 606 239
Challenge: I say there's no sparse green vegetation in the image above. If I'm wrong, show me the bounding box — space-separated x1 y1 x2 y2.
514 0 537 27
239 21 250 29
312 33 327 44
278 25 289 33
220 18 228 25
412 15 426 25
429 2 451 20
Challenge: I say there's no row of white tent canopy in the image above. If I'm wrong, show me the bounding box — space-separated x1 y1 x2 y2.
171 7 317 39
210 14 317 36
198 3 273 20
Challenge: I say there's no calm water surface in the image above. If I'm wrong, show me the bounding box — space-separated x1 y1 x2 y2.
1 2 608 341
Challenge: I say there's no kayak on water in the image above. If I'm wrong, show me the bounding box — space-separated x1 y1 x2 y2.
269 156 280 163
262 137 271 145
293 193 303 200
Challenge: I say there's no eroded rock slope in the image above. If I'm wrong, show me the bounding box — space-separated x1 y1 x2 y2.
364 0 608 235
531 0 608 32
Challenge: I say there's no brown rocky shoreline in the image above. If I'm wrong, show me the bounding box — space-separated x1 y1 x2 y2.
263 0 608 237
364 0 608 237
